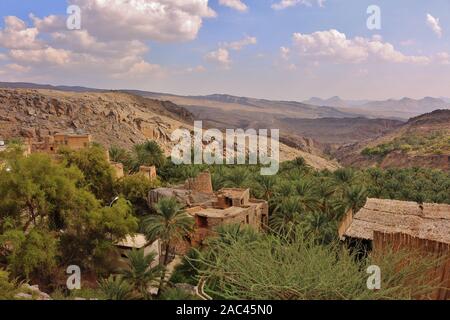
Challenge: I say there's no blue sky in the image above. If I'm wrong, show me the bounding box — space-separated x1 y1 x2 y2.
1 0 450 100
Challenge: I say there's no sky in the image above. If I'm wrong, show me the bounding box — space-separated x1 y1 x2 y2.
0 0 450 101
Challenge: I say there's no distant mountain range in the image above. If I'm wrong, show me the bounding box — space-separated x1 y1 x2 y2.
303 96 450 119
0 82 448 170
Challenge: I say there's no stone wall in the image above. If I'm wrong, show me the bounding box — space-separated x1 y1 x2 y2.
184 171 213 194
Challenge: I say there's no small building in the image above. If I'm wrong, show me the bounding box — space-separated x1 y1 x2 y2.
139 165 157 180
31 133 91 153
111 162 125 179
339 198 450 244
149 171 269 247
189 188 268 245
113 234 162 270
340 198 450 300
53 133 91 151
183 171 213 194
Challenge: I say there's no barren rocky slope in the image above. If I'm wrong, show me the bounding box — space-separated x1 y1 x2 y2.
0 88 339 170
0 88 193 152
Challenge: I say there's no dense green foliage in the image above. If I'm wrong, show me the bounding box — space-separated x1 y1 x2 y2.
196 226 441 300
0 150 138 289
159 159 449 244
0 269 18 299
119 249 162 299
362 130 450 158
109 140 166 174
1 135 449 300
114 173 160 215
59 145 116 203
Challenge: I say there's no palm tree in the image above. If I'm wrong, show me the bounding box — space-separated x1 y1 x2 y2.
109 146 131 164
294 180 321 213
142 197 194 295
119 249 162 299
132 140 166 171
342 185 367 215
334 168 356 186
208 223 260 247
211 171 226 191
270 196 303 238
223 167 250 188
301 211 336 244
315 179 338 217
98 275 134 300
254 175 277 202
270 180 295 213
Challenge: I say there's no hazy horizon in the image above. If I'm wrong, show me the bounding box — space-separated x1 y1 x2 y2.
1 1 450 101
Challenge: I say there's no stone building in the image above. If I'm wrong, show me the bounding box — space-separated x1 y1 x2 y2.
149 171 269 246
113 234 161 270
111 162 125 179
30 132 91 153
139 165 157 180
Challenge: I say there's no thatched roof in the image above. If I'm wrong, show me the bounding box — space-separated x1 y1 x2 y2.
343 198 450 244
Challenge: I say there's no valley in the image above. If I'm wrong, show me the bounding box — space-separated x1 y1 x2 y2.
0 82 448 172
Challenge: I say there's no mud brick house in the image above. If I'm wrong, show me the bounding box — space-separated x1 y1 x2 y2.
149 171 269 246
339 198 450 300
139 165 157 180
30 132 91 153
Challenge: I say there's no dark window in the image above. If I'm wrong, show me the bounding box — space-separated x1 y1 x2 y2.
197 216 208 228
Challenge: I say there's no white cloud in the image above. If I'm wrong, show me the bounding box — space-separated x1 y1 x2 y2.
112 60 163 79
436 52 450 65
0 16 41 49
290 29 430 65
9 47 72 66
219 0 248 12
5 63 31 73
205 48 231 68
426 14 442 38
280 46 290 60
205 36 257 69
0 1 218 82
67 0 216 42
222 36 257 51
185 65 207 73
272 0 324 10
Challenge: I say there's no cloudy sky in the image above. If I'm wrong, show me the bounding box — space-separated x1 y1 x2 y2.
0 0 450 100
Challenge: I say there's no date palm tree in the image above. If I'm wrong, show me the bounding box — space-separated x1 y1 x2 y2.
270 196 303 238
142 197 193 295
120 249 162 299
98 275 134 300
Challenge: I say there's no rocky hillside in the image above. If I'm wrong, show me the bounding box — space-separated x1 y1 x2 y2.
335 110 450 171
0 88 339 170
0 88 194 152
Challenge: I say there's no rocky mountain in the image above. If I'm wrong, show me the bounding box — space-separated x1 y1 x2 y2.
303 96 368 108
0 88 340 170
0 88 193 152
280 117 402 148
335 110 450 171
304 96 450 120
